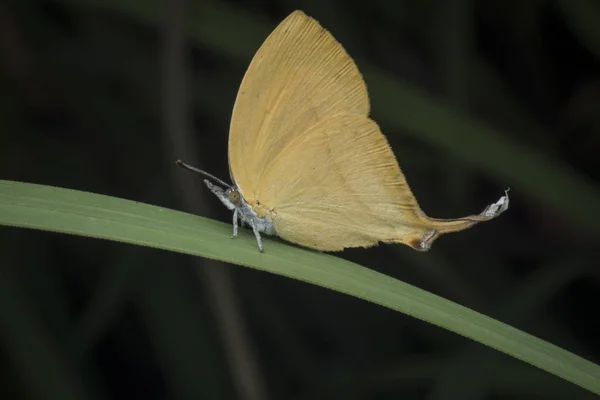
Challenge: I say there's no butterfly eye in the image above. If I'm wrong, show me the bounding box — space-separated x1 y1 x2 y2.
228 190 241 205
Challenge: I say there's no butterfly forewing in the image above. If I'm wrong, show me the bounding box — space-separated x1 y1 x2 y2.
228 11 369 200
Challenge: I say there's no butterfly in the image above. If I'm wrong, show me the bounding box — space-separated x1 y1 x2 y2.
178 10 508 252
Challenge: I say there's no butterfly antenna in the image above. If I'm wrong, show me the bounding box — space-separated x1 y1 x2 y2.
176 160 232 189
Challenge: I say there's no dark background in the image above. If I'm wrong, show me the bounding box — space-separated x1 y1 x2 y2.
1 0 599 399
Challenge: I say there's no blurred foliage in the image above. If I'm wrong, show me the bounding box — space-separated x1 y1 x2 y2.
0 0 599 399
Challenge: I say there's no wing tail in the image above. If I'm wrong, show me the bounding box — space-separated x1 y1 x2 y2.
397 191 510 251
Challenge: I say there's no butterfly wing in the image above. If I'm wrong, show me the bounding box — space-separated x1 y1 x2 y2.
255 114 427 251
228 10 508 251
228 11 369 201
260 114 507 251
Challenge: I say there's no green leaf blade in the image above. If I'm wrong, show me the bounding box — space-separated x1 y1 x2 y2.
1 180 599 394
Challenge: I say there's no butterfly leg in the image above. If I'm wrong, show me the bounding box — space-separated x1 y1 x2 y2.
231 209 239 239
250 221 264 252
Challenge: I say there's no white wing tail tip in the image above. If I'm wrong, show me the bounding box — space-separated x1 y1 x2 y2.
481 188 510 218
412 188 510 252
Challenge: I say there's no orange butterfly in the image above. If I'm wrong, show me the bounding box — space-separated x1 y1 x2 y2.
178 11 508 252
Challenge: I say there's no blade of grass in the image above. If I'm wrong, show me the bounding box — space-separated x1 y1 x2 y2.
0 180 599 394
428 258 597 399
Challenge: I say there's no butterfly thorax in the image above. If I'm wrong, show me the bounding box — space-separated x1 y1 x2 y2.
245 196 276 219
235 192 276 235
